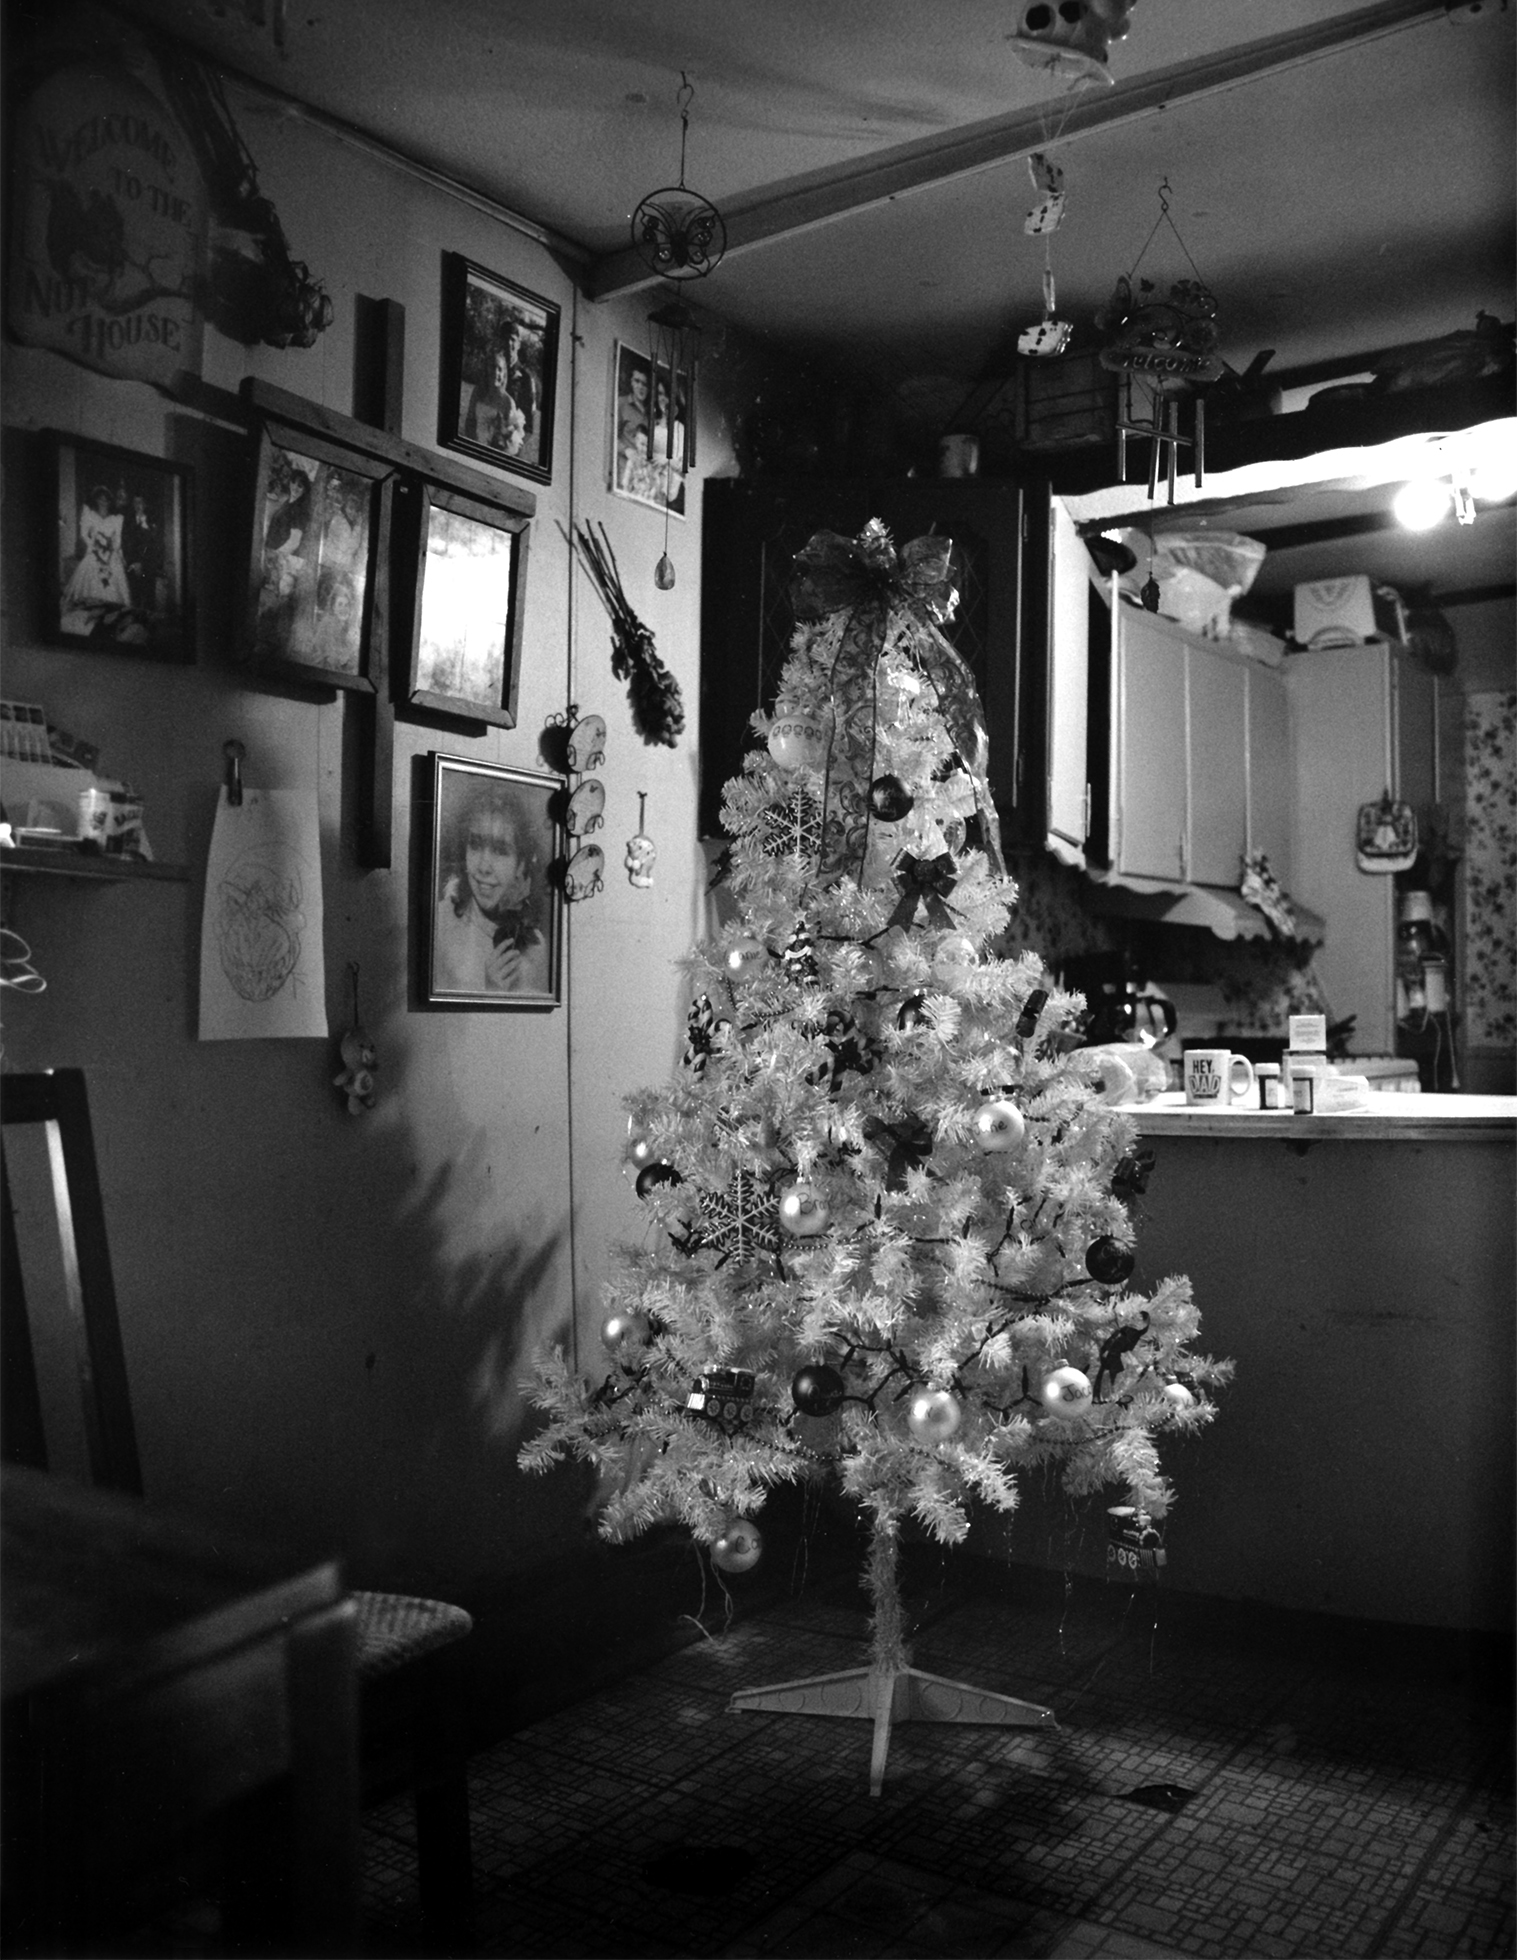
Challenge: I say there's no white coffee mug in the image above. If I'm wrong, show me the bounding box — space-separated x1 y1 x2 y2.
1184 1048 1256 1107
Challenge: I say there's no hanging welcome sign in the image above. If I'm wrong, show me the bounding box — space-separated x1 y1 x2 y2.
7 60 206 387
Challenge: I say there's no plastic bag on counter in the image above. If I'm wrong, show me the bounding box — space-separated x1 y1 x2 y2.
1081 1042 1171 1105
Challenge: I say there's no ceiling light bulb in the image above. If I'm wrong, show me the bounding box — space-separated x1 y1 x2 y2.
1392 478 1451 531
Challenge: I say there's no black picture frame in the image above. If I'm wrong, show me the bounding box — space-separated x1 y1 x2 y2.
43 431 193 661
407 484 530 728
244 415 395 695
425 753 563 1008
439 255 559 485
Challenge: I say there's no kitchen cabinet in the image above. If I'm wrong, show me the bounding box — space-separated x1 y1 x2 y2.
699 478 1031 843
1107 604 1271 891
1287 642 1441 1053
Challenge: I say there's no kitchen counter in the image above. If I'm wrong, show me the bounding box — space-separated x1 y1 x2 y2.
1123 1089 1517 1142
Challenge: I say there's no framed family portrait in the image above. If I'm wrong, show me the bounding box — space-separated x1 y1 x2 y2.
610 340 689 517
439 255 559 484
407 485 529 727
245 417 394 693
44 431 192 660
426 753 562 1008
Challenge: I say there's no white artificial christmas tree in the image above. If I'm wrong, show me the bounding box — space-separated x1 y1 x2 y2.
524 520 1227 1791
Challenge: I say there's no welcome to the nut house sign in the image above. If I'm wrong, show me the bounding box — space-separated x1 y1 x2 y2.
7 55 208 388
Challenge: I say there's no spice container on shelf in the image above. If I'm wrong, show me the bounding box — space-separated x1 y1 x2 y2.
1256 1063 1284 1110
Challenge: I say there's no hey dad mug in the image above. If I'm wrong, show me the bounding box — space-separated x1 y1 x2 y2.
1184 1049 1256 1107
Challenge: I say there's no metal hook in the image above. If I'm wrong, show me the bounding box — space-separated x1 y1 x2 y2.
1157 176 1172 215
223 739 245 807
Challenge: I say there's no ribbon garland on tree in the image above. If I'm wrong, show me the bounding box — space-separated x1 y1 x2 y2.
789 523 1005 877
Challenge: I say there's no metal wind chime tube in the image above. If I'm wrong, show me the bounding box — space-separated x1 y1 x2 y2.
631 73 727 589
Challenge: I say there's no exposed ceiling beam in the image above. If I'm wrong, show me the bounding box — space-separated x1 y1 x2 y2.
588 0 1452 300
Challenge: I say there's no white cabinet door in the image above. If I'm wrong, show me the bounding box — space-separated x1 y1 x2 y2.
1114 606 1188 881
1288 647 1396 1050
1045 496 1094 863
1187 648 1248 886
1245 662 1292 887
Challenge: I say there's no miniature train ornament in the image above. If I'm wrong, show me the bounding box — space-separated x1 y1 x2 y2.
685 1368 757 1434
1107 1505 1166 1584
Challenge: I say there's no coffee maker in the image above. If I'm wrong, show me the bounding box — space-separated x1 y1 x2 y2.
1060 952 1177 1049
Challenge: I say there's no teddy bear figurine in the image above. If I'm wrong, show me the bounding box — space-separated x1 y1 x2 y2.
334 1024 378 1115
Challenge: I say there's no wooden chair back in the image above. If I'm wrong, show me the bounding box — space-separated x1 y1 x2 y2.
1 1069 143 1495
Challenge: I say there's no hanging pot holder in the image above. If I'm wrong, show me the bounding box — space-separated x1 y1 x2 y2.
1355 789 1418 873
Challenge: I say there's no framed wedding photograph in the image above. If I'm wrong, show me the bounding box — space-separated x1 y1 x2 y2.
245 416 395 693
439 255 559 484
426 753 562 1008
609 339 687 518
44 431 192 660
406 483 530 727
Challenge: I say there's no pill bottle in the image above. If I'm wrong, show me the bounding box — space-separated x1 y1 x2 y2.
1256 1063 1284 1110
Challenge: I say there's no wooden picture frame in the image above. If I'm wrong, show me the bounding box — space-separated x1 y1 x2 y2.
407 484 529 728
43 431 192 661
425 753 562 1008
439 255 559 485
245 415 395 694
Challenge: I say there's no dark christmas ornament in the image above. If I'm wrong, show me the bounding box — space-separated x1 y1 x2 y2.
635 1161 683 1199
1111 1148 1156 1200
896 992 926 1031
884 852 959 933
867 774 914 822
863 1113 933 1189
1016 988 1049 1040
806 1010 879 1093
791 1362 846 1417
1093 1311 1151 1398
1086 1235 1137 1285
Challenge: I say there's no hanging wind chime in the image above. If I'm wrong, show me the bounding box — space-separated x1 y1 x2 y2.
630 73 727 589
1096 178 1224 502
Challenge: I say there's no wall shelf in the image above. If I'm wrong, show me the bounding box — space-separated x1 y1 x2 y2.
0 847 188 884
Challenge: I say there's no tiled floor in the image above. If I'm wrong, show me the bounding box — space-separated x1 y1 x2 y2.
361 1562 1515 1959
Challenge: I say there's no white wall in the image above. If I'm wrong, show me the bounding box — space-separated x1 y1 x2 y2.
1 63 756 1599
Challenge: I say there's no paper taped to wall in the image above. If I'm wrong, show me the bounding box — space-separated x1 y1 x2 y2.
198 785 327 1040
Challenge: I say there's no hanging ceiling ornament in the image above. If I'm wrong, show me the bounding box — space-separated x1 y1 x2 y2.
1008 0 1137 87
631 73 728 285
1096 178 1225 502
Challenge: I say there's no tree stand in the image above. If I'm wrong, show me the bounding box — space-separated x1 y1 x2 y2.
728 1512 1055 1795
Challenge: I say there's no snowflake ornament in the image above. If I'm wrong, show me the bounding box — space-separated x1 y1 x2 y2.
699 1171 781 1260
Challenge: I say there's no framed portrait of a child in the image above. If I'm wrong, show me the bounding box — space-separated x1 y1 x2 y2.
425 753 562 1008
